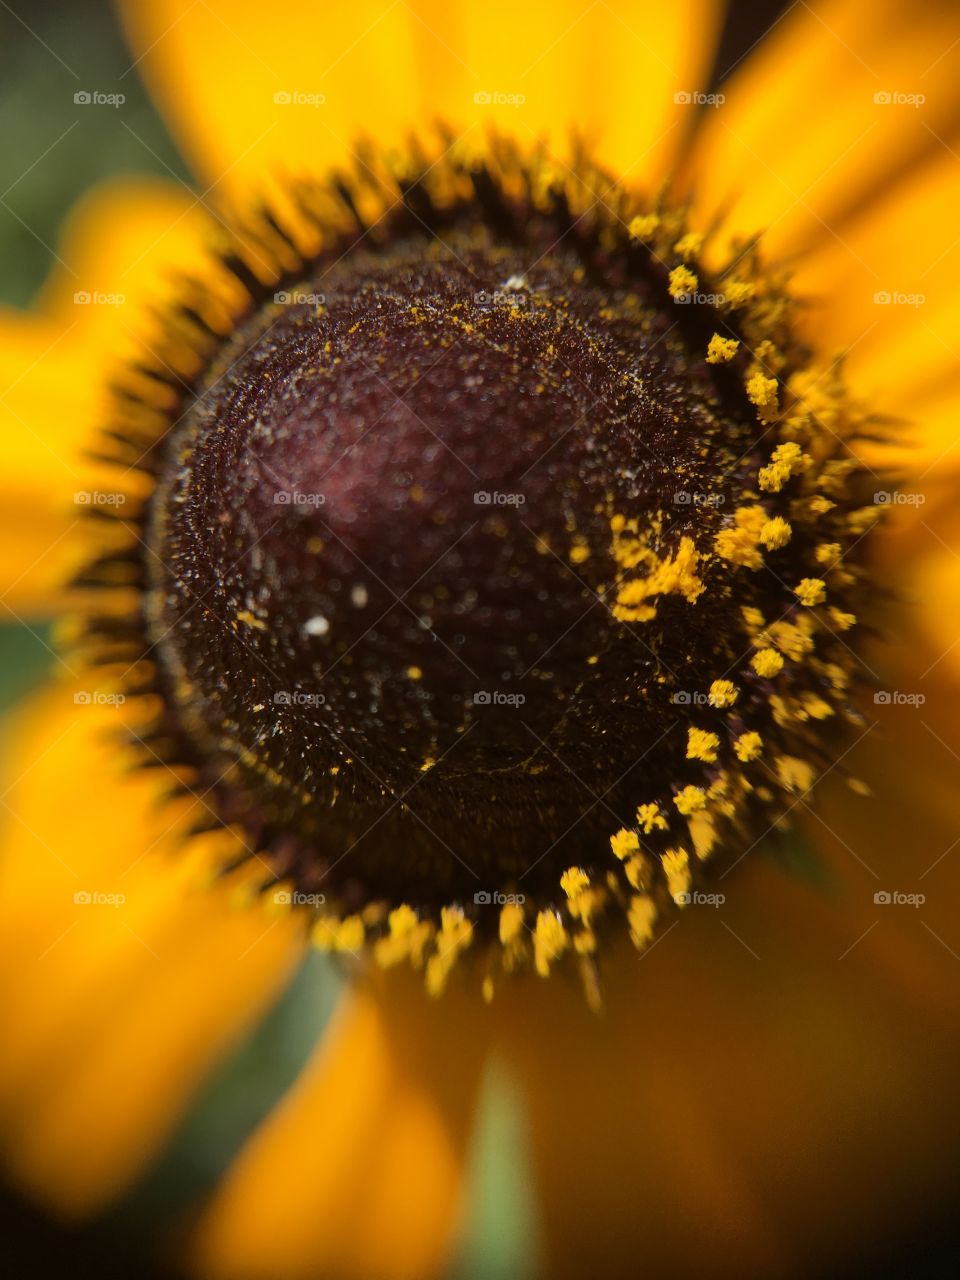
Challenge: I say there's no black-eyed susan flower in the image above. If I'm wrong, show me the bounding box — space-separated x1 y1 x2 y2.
2 1 960 1276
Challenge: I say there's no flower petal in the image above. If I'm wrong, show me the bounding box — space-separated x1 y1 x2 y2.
786 148 960 474
0 177 224 616
685 0 960 261
192 973 485 1280
119 0 723 197
493 672 960 1275
0 682 308 1216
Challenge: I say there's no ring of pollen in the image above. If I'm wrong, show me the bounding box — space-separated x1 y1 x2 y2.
69 133 885 1004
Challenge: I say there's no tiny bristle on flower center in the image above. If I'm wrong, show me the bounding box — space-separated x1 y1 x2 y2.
75 140 883 1000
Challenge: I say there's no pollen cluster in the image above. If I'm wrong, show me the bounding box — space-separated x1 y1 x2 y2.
69 134 884 1004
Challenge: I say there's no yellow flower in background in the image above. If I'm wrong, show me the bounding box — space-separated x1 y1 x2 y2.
1 2 960 1278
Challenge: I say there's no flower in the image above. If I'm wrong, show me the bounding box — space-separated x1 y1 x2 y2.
1 2 960 1278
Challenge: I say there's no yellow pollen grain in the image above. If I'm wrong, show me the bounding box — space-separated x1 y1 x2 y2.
636 802 669 834
759 441 804 493
706 333 739 364
741 606 765 631
723 280 755 307
829 607 857 630
714 504 766 569
610 828 641 860
816 542 842 567
751 648 784 678
668 265 698 299
674 785 707 815
686 727 720 762
776 756 815 792
499 901 525 946
709 679 738 708
569 542 591 565
802 693 834 719
613 535 704 622
746 372 780 423
734 731 763 762
561 866 591 899
406 665 423 680
760 516 792 549
674 231 704 258
628 213 660 240
628 894 658 949
662 847 691 901
794 577 826 606
624 854 651 890
534 911 569 977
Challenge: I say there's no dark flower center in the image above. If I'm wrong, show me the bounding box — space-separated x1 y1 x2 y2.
145 235 752 908
77 143 877 992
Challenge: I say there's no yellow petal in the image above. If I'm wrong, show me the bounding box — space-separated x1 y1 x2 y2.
120 0 723 197
0 683 307 1216
0 177 224 615
787 149 960 473
192 973 485 1280
493 648 960 1274
685 0 960 261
